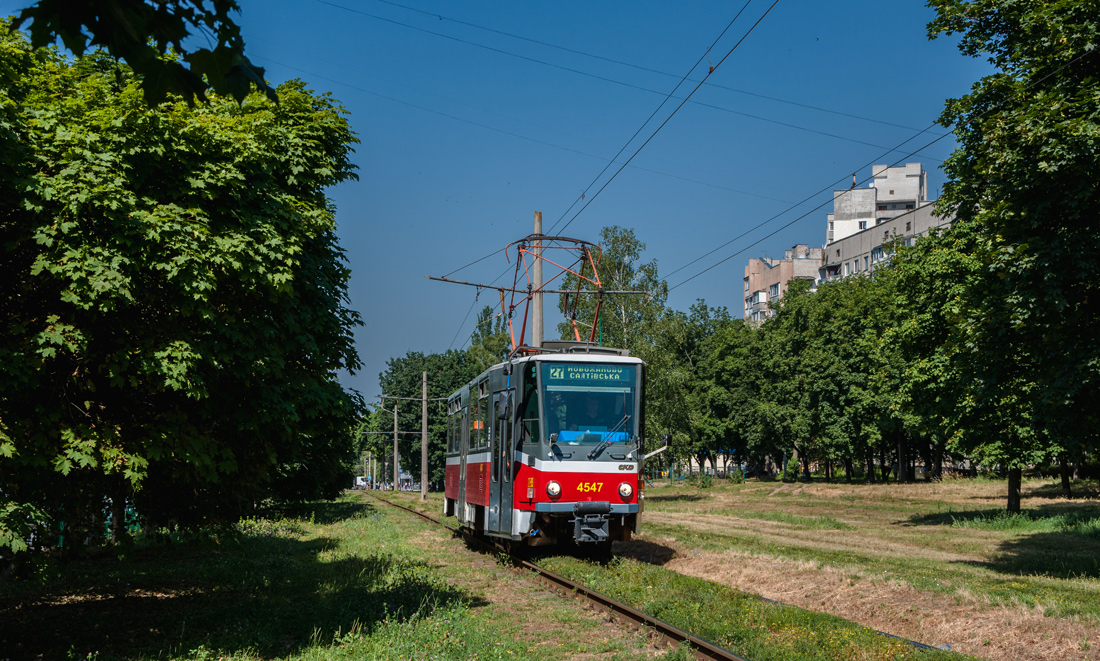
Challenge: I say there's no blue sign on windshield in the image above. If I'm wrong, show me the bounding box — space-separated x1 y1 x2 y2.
557 430 629 443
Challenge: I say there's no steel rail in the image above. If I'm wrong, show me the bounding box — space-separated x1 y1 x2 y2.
366 493 750 661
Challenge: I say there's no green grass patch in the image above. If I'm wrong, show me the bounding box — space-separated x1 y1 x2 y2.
0 497 532 660
2 494 673 660
642 519 1100 621
539 556 963 661
732 510 855 530
943 509 1100 537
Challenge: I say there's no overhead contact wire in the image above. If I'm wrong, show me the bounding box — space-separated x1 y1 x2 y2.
556 0 783 235
317 0 932 157
363 0 935 134
668 46 1098 290
548 1 755 234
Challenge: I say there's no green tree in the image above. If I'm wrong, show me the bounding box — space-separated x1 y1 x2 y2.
376 350 478 488
697 314 761 476
653 301 735 476
467 305 509 372
923 0 1100 509
556 226 668 351
14 0 274 104
0 28 362 553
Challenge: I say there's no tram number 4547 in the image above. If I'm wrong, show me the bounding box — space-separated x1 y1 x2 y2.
576 482 603 493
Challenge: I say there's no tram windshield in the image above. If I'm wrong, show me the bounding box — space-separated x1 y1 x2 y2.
540 362 639 448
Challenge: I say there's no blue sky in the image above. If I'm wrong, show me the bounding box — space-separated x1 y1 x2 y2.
4 1 994 402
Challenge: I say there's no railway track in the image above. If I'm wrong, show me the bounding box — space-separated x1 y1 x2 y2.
367 493 749 661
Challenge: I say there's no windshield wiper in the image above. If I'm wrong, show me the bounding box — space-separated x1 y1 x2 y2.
588 415 633 460
587 438 614 460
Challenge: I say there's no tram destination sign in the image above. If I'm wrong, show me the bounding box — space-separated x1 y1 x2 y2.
545 363 633 386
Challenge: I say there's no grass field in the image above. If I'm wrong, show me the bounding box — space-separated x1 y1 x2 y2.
0 496 669 660
630 476 1100 660
2 477 1096 660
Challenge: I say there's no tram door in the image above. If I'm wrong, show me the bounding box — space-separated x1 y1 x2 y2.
488 389 515 535
457 406 469 524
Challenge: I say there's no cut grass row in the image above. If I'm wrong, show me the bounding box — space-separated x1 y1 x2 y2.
379 491 964 660
640 478 1100 622
538 554 961 661
8 478 1089 660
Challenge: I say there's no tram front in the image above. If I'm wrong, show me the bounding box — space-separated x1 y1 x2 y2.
516 353 645 549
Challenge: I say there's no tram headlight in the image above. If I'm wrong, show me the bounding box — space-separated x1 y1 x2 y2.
546 481 562 498
618 482 634 499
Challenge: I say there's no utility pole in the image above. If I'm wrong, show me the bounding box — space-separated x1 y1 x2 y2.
421 371 428 501
532 211 543 348
393 404 400 490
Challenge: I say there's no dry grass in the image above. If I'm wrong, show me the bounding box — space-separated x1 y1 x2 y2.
658 542 1095 661
631 477 1100 661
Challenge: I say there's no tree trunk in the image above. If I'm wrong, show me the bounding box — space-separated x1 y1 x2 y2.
866 449 875 484
109 481 128 545
1007 468 1022 513
802 454 812 482
1060 454 1073 498
824 459 831 483
919 437 933 481
879 447 890 482
895 432 908 484
932 440 943 480
844 456 854 484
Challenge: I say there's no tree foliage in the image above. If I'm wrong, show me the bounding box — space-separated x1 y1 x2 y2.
373 350 478 488
0 26 362 553
13 0 274 104
919 0 1100 505
467 305 509 372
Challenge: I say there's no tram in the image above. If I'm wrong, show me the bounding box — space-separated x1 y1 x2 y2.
444 340 657 552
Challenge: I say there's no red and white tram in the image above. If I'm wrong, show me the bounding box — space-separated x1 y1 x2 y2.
444 341 651 552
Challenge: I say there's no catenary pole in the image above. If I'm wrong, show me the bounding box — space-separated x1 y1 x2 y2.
532 211 542 348
421 371 428 500
393 404 399 490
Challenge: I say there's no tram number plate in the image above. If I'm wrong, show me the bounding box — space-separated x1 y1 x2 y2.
576 482 604 493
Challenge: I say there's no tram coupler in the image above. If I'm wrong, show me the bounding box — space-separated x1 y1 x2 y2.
572 501 611 543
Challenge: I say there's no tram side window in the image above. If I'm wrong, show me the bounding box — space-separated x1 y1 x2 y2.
471 394 482 449
478 393 491 450
446 412 454 453
521 363 540 445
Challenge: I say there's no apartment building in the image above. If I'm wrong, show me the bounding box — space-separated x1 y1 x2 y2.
820 163 950 281
739 163 948 321
743 244 823 323
828 163 928 243
820 202 950 281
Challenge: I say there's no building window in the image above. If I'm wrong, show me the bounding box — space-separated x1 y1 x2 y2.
864 256 869 271
906 203 914 209
877 204 886 211
858 221 867 230
769 283 780 298
836 249 840 257
905 221 911 232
